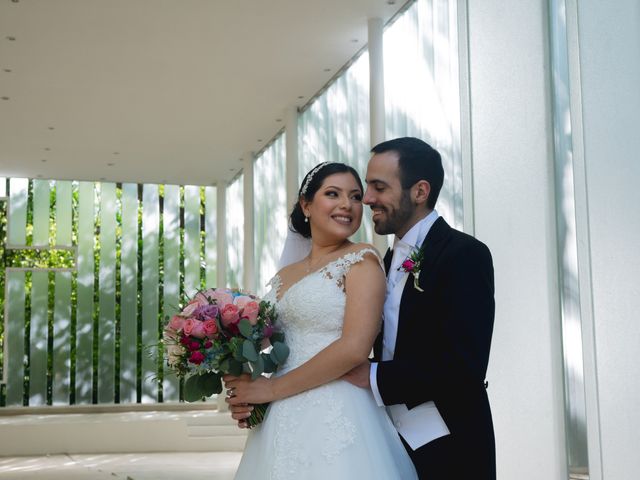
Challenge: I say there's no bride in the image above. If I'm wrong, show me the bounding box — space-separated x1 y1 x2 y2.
224 162 417 479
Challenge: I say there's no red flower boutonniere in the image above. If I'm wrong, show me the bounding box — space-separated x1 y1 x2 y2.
398 248 425 292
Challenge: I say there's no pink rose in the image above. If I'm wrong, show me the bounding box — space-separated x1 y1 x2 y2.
192 322 206 339
210 290 234 308
189 351 205 365
401 259 416 271
183 319 206 339
233 295 253 309
220 304 240 334
169 315 185 332
242 301 260 325
202 319 219 338
220 304 240 326
183 319 196 335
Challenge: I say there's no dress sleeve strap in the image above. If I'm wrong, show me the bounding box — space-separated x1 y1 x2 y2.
331 247 385 276
348 247 385 272
266 274 283 295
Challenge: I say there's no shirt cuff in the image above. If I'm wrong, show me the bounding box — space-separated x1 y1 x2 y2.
370 362 385 407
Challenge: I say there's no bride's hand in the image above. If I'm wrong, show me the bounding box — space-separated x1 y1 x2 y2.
223 374 276 405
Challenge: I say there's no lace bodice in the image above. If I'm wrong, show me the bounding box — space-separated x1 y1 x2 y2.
235 247 418 480
265 247 380 374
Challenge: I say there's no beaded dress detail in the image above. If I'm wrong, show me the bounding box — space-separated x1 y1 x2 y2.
234 248 417 480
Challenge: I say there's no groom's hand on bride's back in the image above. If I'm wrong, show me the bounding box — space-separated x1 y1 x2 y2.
341 361 371 389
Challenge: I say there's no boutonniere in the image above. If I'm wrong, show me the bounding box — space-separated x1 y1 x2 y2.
398 248 425 292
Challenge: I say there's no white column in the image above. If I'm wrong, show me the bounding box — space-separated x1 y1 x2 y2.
467 1 566 479
285 106 299 218
216 183 228 412
368 17 391 252
368 17 385 146
570 1 640 478
243 154 255 294
216 184 227 288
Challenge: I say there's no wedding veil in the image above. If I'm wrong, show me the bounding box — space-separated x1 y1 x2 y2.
277 225 311 269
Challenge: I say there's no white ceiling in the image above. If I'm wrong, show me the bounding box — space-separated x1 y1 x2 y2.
0 0 404 186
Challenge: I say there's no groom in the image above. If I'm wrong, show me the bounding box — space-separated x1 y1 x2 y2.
343 137 496 479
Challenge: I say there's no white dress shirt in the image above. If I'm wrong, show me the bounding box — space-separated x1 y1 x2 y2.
369 209 450 450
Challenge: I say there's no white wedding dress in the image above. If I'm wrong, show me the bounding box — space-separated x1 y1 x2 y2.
234 248 417 480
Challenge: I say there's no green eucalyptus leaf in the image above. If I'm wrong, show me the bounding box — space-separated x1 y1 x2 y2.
270 332 285 344
228 359 243 377
238 318 254 338
269 349 280 365
272 341 290 364
262 353 277 373
198 371 222 396
251 355 265 380
184 375 205 402
242 340 259 362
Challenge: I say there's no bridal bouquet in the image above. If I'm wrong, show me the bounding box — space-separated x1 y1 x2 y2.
163 287 288 428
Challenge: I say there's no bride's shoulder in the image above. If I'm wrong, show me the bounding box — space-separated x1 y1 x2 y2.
340 243 384 270
348 242 383 260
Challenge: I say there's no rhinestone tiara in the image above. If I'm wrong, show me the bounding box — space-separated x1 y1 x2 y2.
300 162 331 196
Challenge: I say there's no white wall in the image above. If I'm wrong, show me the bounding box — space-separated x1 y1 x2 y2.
465 1 567 478
577 1 640 478
466 0 640 478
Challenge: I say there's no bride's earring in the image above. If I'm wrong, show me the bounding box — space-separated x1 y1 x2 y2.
304 216 309 223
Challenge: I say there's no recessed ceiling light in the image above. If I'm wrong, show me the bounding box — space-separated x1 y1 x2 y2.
351 39 359 43
48 126 55 130
44 147 51 151
11 0 20 4
113 152 120 155
6 36 16 41
257 139 263 142
276 118 282 122
3 69 11 73
229 168 235 172
107 162 115 166
41 159 47 163
387 0 397 4
298 96 304 99
1 97 9 100
323 68 331 72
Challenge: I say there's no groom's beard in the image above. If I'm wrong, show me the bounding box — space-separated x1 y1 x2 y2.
371 189 414 236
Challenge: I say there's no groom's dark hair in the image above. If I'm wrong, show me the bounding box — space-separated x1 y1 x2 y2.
371 137 444 209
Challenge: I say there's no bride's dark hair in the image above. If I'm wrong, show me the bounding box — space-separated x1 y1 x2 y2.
290 162 364 238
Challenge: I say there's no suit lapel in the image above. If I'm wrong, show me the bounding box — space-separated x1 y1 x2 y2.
417 216 451 276
395 217 452 353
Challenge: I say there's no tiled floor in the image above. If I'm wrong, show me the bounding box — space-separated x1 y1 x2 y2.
0 452 242 480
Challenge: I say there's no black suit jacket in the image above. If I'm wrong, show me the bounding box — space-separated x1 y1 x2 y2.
374 217 496 479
